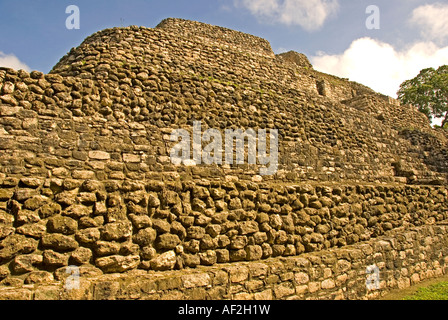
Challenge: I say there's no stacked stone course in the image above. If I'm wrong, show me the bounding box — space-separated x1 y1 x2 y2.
1 223 447 300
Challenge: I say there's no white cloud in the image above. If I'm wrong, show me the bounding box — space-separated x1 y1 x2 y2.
311 38 448 98
409 3 448 44
0 51 31 71
235 0 339 31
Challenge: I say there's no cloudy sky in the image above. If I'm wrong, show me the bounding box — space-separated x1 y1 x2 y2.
1 0 448 100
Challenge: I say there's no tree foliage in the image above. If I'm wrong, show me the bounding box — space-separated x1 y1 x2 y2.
397 65 448 128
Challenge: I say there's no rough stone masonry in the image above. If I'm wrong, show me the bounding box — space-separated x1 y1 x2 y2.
0 18 447 300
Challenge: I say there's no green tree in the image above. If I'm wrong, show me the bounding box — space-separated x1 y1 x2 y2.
397 65 448 129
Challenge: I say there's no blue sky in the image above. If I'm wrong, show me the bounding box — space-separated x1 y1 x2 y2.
1 0 448 102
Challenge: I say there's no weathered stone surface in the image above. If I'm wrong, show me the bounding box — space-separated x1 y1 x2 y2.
187 226 205 240
238 221 259 235
152 219 171 234
182 253 201 267
70 247 93 264
20 178 43 189
39 203 62 218
274 283 295 299
132 228 157 247
43 250 69 267
12 254 43 273
101 221 132 241
16 223 46 238
245 245 263 261
23 195 48 210
0 265 9 280
0 226 14 240
150 251 176 271
0 288 33 300
63 204 91 219
72 170 95 180
0 94 18 106
156 234 181 250
0 189 14 201
53 265 102 282
88 151 110 160
0 234 38 262
182 273 211 288
230 236 248 250
94 241 120 256
47 215 78 235
123 154 140 163
95 255 140 273
15 210 40 226
41 234 79 252
198 250 217 266
24 271 54 284
147 193 161 208
227 265 249 283
75 228 101 244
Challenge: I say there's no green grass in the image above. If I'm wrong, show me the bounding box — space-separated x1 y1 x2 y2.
402 282 448 300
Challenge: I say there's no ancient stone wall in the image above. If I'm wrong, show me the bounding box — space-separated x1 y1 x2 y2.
156 18 275 58
0 19 447 300
1 222 447 300
1 68 446 185
0 178 447 285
